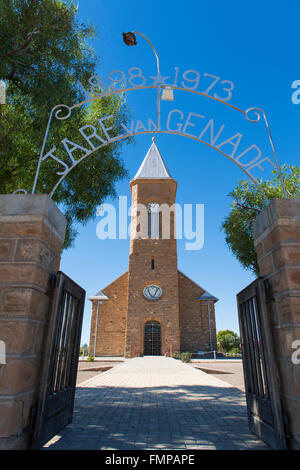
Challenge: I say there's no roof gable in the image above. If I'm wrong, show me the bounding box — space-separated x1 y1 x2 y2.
88 270 128 301
178 270 219 302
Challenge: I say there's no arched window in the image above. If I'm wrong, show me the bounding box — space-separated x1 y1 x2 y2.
148 202 160 238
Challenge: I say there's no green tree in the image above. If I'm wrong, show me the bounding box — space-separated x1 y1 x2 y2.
80 343 88 356
0 0 131 248
221 165 300 275
217 330 240 353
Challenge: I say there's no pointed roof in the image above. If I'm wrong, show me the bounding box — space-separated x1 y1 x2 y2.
197 290 219 302
88 290 109 301
133 137 172 180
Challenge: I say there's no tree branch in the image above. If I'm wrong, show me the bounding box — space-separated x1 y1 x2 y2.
3 29 40 59
232 194 261 213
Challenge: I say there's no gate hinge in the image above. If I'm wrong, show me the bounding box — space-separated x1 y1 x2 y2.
49 273 57 288
47 272 57 294
23 404 37 434
264 278 275 303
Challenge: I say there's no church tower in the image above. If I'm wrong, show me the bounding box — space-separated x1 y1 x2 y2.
89 138 218 358
125 138 180 357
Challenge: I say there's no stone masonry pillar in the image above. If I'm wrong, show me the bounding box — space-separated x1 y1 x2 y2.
0 195 66 449
252 198 300 449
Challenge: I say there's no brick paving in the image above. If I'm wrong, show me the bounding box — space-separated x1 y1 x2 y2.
44 357 268 450
76 361 123 386
192 360 245 391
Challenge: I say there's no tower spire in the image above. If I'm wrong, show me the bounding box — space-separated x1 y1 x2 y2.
133 139 172 180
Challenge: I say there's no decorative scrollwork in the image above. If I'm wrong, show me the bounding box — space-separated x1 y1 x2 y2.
245 107 288 198
28 77 287 201
244 107 265 123
54 104 72 121
13 189 28 194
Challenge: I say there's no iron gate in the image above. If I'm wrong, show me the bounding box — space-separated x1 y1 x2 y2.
144 321 161 355
237 277 286 449
30 271 85 449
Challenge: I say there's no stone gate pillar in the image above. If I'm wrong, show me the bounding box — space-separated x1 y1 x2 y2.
0 195 66 449
252 198 300 449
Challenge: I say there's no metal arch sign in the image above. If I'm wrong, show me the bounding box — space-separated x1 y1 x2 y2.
18 32 287 200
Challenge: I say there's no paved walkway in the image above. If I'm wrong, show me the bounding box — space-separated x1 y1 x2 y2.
192 360 245 391
44 357 268 450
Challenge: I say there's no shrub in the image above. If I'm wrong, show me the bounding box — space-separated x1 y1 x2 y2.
87 355 95 362
172 352 181 360
180 352 192 363
80 344 88 357
227 348 242 357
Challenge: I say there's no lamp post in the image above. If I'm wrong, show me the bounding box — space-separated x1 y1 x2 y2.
123 31 173 130
89 291 109 358
197 291 218 358
0 80 6 118
123 31 160 75
0 80 6 105
93 300 101 358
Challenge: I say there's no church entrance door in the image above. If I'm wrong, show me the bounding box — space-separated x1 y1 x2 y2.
144 321 161 356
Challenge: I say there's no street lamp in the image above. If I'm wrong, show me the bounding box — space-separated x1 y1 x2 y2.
123 31 160 73
122 31 174 128
93 301 101 358
88 290 109 358
122 32 137 46
197 291 219 358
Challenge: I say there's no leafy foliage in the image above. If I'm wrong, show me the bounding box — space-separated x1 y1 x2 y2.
0 0 131 248
172 351 181 360
226 347 241 357
217 330 240 353
221 165 300 274
172 351 192 362
80 343 88 356
179 352 192 363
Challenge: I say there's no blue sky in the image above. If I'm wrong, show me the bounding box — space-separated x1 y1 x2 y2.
59 0 300 345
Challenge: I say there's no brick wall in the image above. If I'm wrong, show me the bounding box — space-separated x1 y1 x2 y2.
125 178 180 357
178 271 217 353
253 198 300 449
89 176 218 358
0 195 66 449
89 272 128 356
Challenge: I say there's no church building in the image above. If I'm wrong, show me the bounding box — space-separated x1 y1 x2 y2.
89 139 218 357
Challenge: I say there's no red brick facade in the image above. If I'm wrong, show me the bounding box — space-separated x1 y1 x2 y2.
89 267 217 357
89 141 217 357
